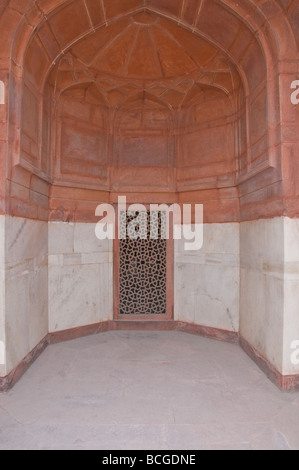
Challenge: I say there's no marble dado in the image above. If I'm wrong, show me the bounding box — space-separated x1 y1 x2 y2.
284 218 299 281
240 218 285 281
48 222 113 333
240 218 285 374
5 216 48 373
240 220 284 374
240 217 299 376
174 223 240 333
0 216 5 377
48 252 111 267
0 216 299 389
283 218 299 376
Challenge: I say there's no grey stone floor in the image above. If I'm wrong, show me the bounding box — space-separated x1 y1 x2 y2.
0 330 299 450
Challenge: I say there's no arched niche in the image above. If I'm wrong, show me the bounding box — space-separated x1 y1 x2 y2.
177 83 243 190
52 83 109 188
112 94 175 191
4 0 297 220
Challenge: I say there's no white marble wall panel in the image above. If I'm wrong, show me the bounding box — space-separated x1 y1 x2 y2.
240 218 285 374
48 222 113 332
283 218 299 375
0 216 6 377
1 215 298 382
174 224 240 333
5 216 48 373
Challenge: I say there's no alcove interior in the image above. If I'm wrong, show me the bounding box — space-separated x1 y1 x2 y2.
34 11 246 197
1 0 299 393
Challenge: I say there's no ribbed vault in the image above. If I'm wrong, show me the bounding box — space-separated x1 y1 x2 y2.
0 0 296 221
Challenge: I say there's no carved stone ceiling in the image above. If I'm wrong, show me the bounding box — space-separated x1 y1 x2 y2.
50 11 240 110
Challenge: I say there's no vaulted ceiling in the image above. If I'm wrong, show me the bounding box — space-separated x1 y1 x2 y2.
1 0 298 221
48 9 240 112
71 11 218 80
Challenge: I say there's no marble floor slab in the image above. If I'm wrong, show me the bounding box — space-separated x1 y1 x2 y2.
0 331 298 450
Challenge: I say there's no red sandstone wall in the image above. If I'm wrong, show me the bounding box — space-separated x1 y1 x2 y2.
0 0 297 224
56 85 109 187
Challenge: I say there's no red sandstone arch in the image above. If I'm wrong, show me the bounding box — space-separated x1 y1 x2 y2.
0 0 298 394
0 0 297 222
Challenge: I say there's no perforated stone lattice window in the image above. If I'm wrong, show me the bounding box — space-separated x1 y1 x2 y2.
119 211 167 316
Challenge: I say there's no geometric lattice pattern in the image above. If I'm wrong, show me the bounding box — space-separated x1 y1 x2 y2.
119 211 167 315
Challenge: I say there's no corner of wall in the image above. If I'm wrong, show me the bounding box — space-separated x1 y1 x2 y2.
239 217 285 375
282 217 299 376
0 214 6 377
4 215 48 375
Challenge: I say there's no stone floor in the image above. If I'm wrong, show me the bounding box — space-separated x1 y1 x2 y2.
0 330 299 450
